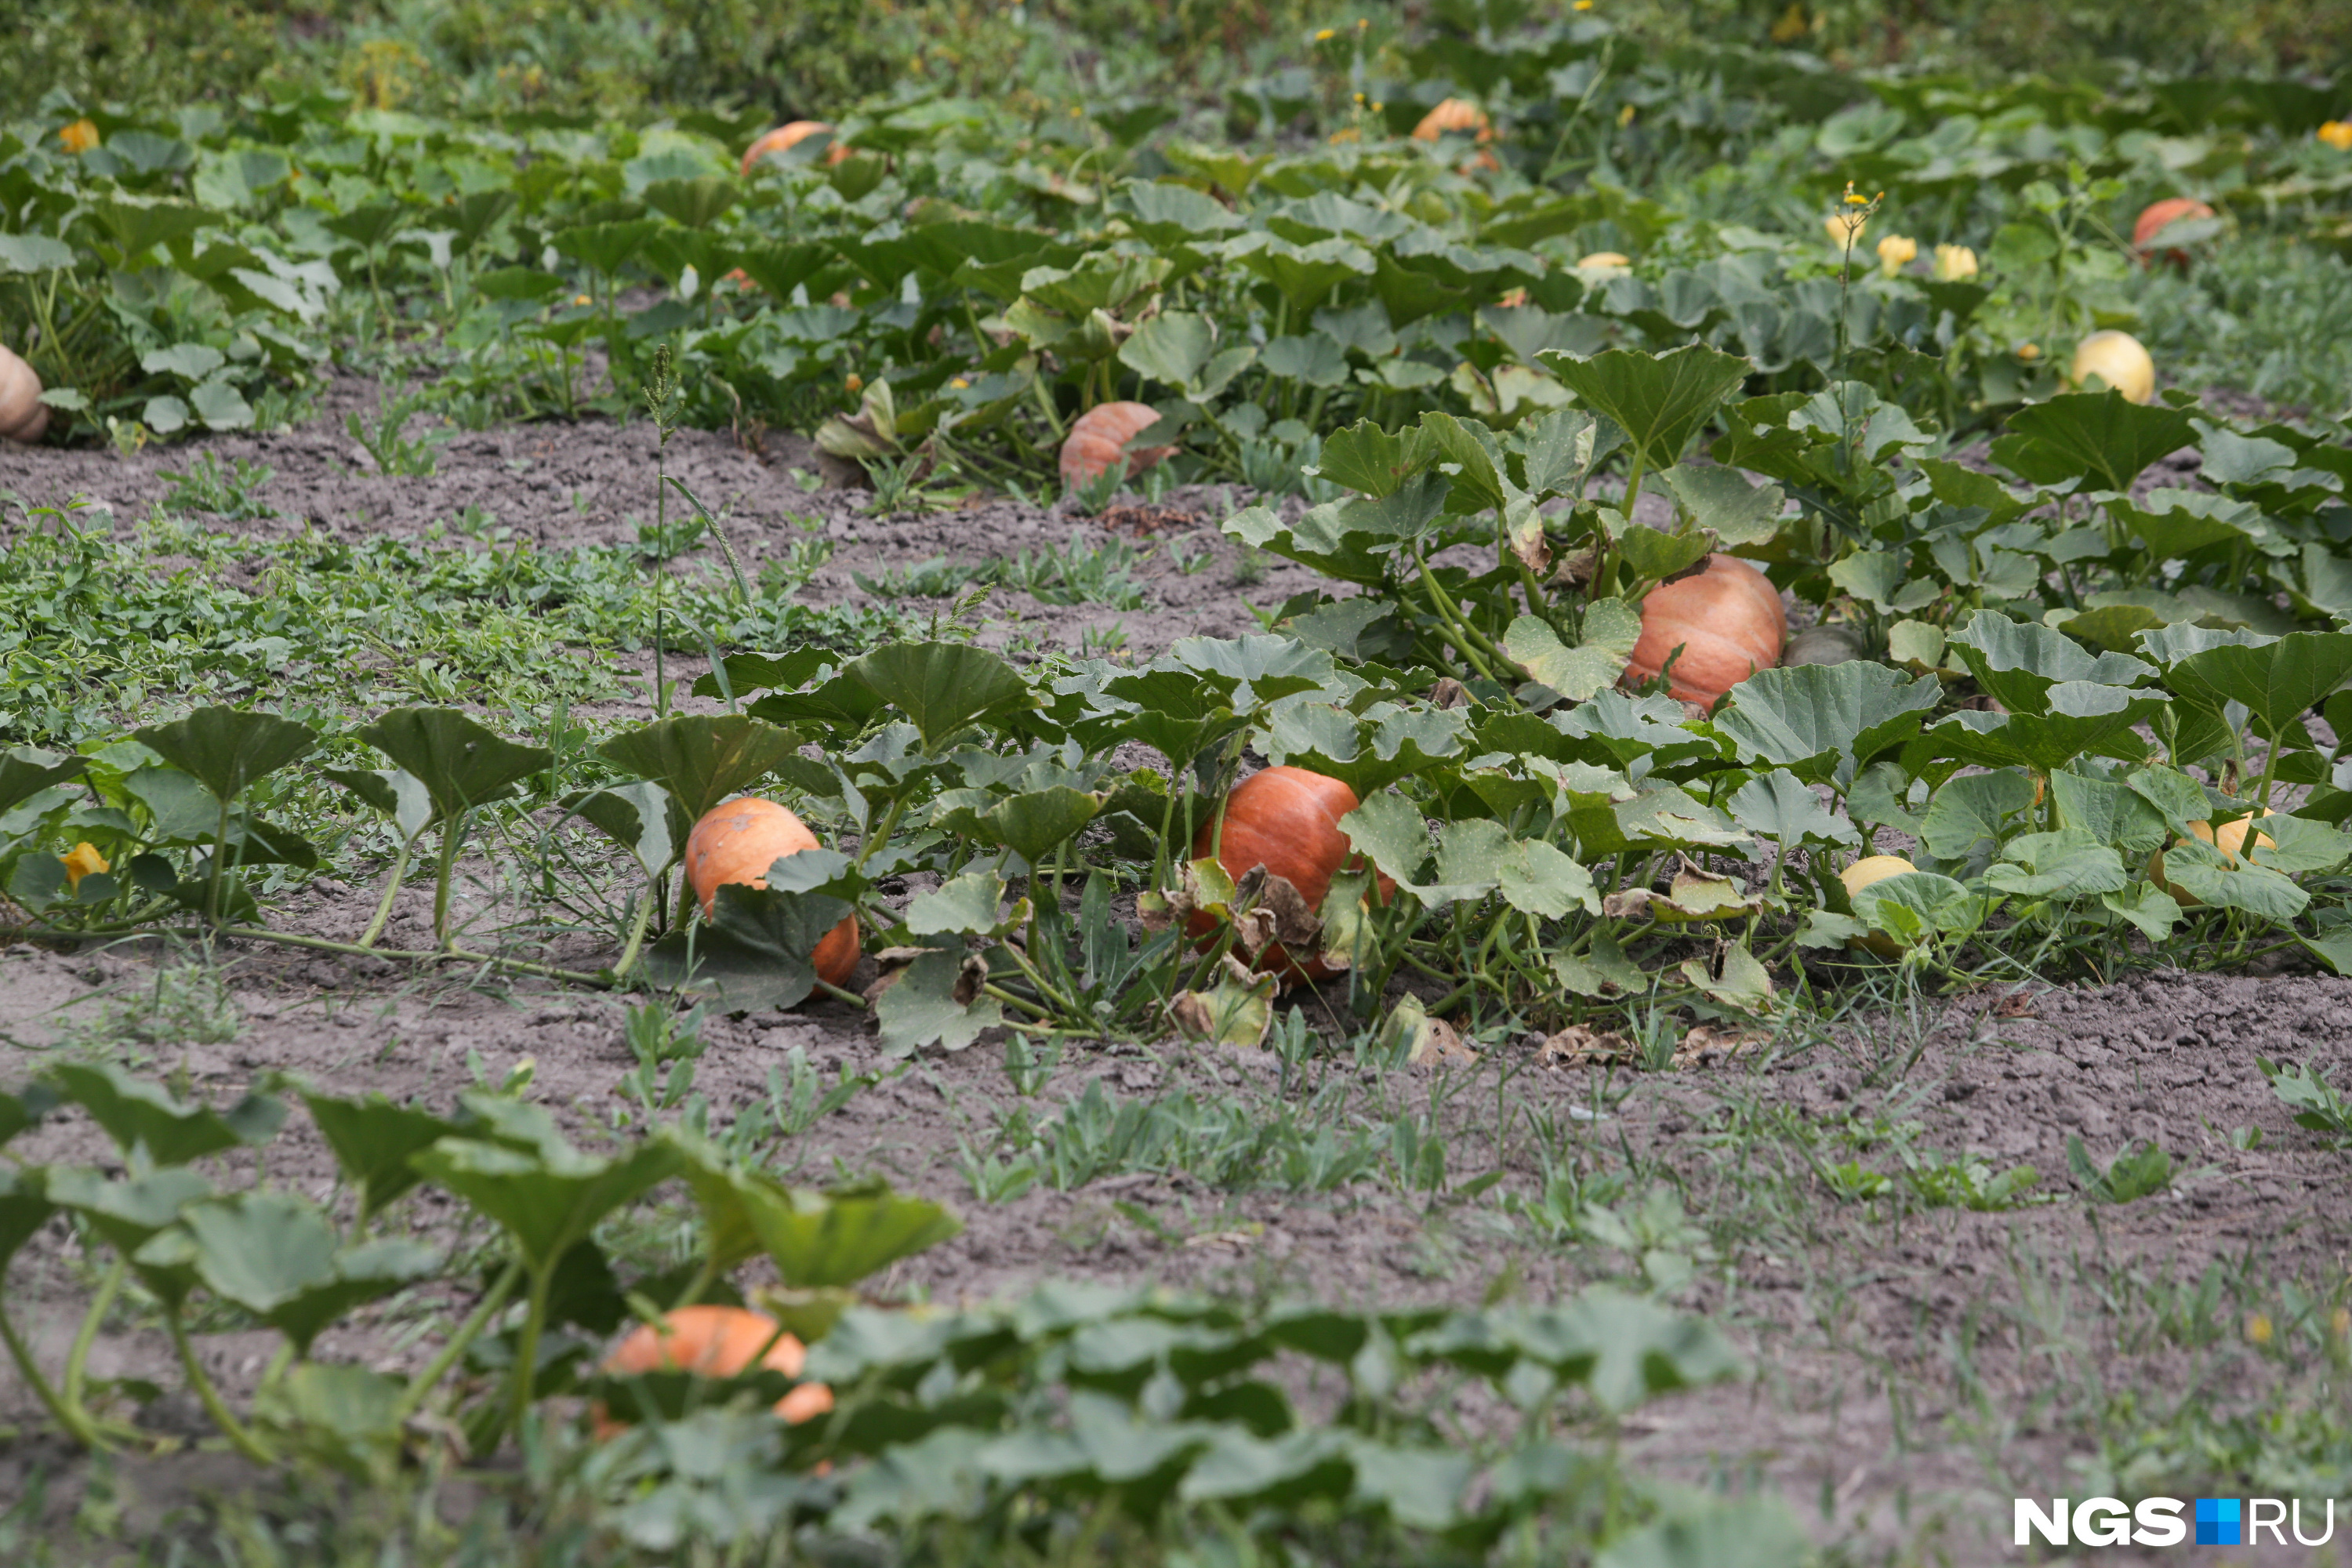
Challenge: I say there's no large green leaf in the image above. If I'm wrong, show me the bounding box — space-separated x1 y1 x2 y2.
1996 390 2194 495
1710 662 1940 782
1929 683 2169 774
47 1062 283 1167
300 1089 465 1223
46 1167 213 1305
1504 600 1642 702
1984 829 2130 898
132 707 316 804
411 1135 680 1273
1538 343 1751 474
752 1178 961 1290
355 708 553 824
1312 419 1439 499
875 947 1004 1056
1729 769 1857 847
842 642 1033 750
561 781 688 878
0 746 88 815
1656 464 1786 548
1945 614 2154 714
643 880 856 1011
2164 631 2352 744
597 714 818 822
1223 476 1447 585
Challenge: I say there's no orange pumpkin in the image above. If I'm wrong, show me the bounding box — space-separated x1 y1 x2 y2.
683 797 860 992
1187 765 1394 985
1058 401 1175 488
594 1306 833 1438
741 122 851 176
1410 98 1499 172
1622 554 1786 708
0 345 48 446
2132 198 2214 268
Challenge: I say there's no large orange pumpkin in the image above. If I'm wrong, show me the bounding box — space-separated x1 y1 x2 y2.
742 122 851 176
595 1305 835 1438
2132 198 2214 268
1058 401 1175 488
1187 765 1394 985
684 797 860 993
0 345 47 445
1622 554 1785 708
1410 98 1499 172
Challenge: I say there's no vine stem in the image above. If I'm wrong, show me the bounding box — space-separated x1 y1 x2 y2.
359 839 414 947
63 1258 122 1416
391 1260 522 1423
0 1300 114 1450
166 1308 276 1464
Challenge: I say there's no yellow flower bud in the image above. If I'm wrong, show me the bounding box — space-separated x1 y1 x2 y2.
1932 243 1979 281
1315 27 1336 40
60 842 109 890
2246 1312 2274 1346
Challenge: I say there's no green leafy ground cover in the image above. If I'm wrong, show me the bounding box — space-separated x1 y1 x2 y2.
5 0 2352 1562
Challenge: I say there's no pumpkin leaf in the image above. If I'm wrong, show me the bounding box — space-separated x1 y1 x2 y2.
1539 343 1752 475
1996 390 2194 495
597 714 819 822
354 708 553 825
1505 600 1642 702
132 707 316 804
1709 661 1940 782
841 642 1034 750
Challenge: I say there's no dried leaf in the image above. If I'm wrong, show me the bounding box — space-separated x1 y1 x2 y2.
1539 1024 1634 1066
1602 862 1763 922
1168 955 1275 1048
1229 866 1323 963
1428 677 1471 710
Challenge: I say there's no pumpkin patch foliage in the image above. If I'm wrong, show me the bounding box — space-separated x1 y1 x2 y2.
4 0 2352 1559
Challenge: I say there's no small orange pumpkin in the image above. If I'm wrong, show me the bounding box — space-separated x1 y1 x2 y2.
2132 198 2214 268
0 345 48 446
1622 554 1786 708
1058 401 1175 488
1187 765 1395 985
594 1305 834 1439
742 122 851 176
683 797 860 993
1410 98 1499 172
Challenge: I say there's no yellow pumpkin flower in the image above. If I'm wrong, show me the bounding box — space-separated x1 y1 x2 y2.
60 119 99 154
1826 211 1867 245
60 842 109 890
2320 121 2352 152
1933 242 1979 281
2016 341 2041 361
1875 234 1918 276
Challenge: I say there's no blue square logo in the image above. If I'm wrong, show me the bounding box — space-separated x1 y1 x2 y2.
2197 1497 2243 1546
